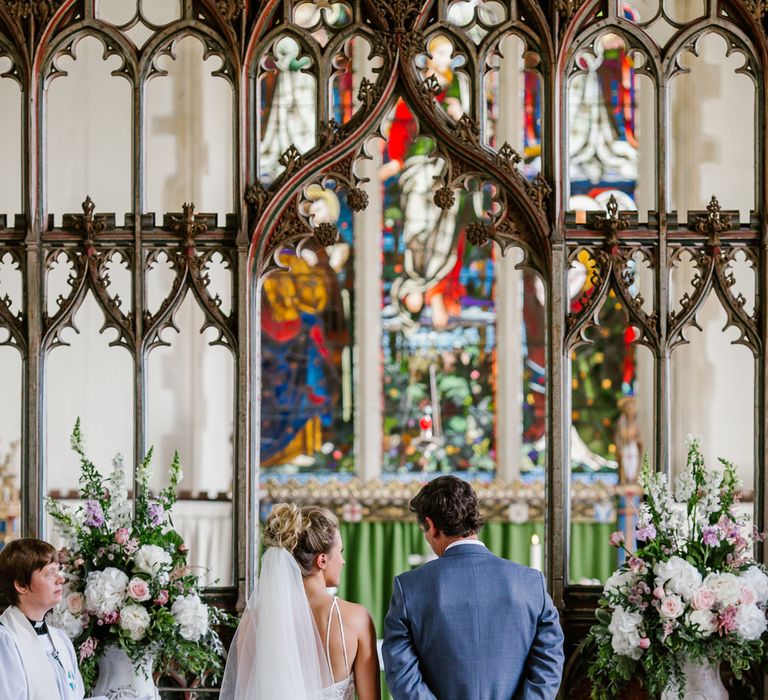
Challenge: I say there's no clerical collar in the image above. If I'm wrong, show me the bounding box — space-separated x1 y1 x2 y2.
26 617 49 636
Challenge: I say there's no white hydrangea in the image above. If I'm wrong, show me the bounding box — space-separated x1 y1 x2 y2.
703 572 742 607
741 566 768 604
608 607 643 659
735 604 768 641
84 567 128 614
171 594 209 642
654 556 702 602
134 544 172 580
686 609 717 638
603 570 636 597
119 604 151 641
48 604 85 639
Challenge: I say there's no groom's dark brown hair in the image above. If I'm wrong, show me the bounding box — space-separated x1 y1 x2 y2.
409 476 484 537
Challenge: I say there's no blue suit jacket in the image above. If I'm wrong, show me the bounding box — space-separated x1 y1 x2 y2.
382 543 564 700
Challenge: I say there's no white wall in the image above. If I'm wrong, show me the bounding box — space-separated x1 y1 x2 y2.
670 33 755 222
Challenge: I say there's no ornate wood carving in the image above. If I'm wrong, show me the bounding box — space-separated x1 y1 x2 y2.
143 203 237 352
3 0 60 24
0 247 25 353
42 198 135 352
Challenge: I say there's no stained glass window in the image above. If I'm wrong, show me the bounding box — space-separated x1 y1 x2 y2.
259 183 355 472
568 27 639 216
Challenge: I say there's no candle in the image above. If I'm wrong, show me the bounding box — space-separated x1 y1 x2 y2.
530 534 542 571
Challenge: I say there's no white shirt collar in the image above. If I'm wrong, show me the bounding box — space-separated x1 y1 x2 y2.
445 539 486 551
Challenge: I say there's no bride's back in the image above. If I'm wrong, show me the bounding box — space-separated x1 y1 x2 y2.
309 593 360 683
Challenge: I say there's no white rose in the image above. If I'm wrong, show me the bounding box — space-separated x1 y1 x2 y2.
703 572 742 607
119 604 151 641
659 594 684 620
735 604 767 641
66 592 85 615
171 594 209 642
134 544 172 580
84 567 129 614
608 607 643 660
603 570 635 597
48 604 85 639
740 566 768 604
654 556 702 602
686 609 717 637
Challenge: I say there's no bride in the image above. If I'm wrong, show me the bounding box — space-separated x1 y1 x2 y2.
220 504 381 699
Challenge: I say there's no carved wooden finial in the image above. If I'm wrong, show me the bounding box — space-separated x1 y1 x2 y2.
171 202 208 252
74 195 107 252
593 194 631 250
695 194 730 248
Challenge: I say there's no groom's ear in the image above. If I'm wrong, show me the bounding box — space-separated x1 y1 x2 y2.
424 517 440 537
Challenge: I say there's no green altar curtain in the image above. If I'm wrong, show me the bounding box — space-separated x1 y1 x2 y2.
335 521 614 699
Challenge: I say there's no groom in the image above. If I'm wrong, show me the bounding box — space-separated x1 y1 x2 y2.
382 476 564 699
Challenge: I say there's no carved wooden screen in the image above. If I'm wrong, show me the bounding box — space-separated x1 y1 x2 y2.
1 0 767 691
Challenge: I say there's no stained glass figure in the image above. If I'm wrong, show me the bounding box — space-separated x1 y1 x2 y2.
259 37 317 183
259 185 354 473
568 24 639 213
380 77 496 472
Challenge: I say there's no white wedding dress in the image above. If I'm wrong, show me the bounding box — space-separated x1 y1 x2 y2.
321 597 355 700
220 548 355 700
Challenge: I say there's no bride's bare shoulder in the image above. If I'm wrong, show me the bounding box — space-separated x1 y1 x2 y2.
336 598 375 633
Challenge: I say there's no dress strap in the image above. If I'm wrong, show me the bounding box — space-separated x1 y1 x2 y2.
325 596 350 680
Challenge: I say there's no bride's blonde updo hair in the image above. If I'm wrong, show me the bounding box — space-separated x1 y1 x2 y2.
263 503 339 577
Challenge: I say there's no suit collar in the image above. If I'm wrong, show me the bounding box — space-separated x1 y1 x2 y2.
440 542 494 559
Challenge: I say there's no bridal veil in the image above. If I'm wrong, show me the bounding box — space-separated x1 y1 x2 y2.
219 547 333 699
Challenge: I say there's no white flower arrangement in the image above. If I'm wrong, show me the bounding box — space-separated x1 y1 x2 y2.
586 437 768 698
46 420 231 689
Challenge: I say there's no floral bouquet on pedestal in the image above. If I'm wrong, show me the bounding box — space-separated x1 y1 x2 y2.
585 437 768 699
46 420 231 689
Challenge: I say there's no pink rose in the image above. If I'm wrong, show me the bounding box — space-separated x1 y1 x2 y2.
653 586 665 600
66 593 84 615
639 637 650 650
692 587 716 611
660 595 684 619
73 558 85 569
114 528 130 545
154 589 169 606
178 543 189 554
609 531 625 548
127 578 151 602
741 586 758 606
